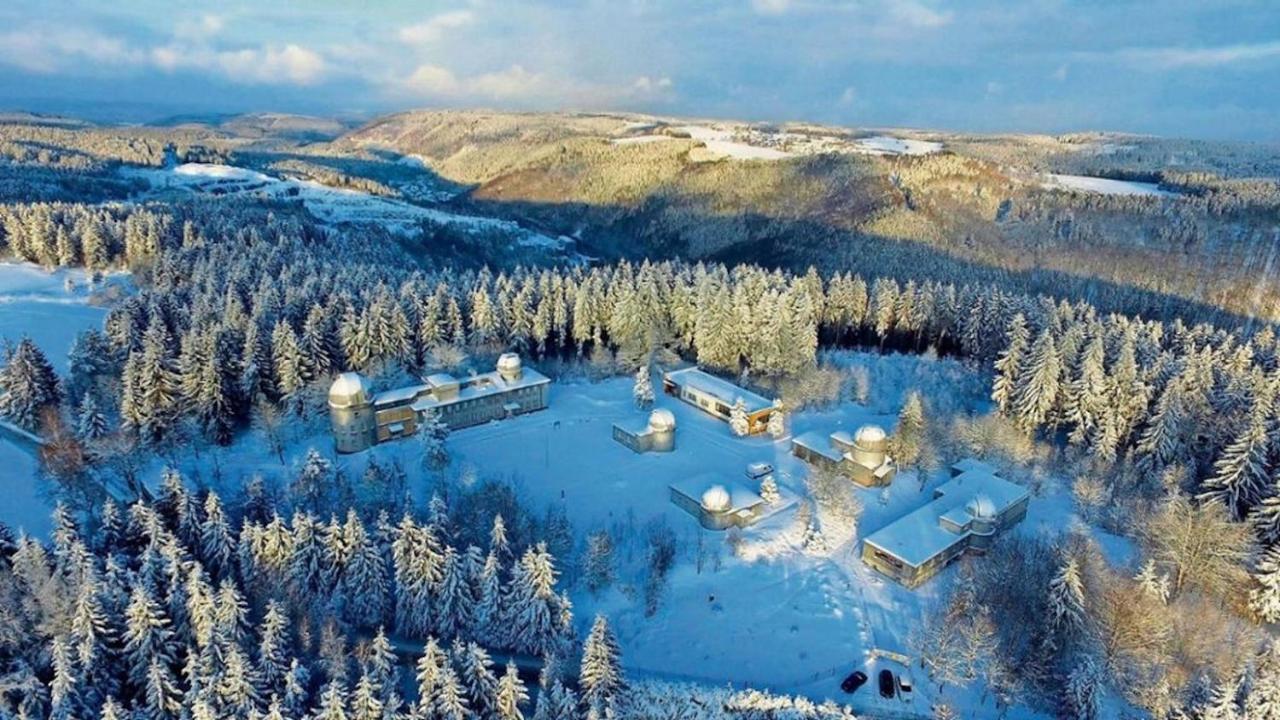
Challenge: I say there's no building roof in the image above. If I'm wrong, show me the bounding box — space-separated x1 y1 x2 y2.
406 364 550 413
792 431 845 462
863 470 1030 568
670 474 764 513
330 372 371 400
951 457 997 476
664 367 774 414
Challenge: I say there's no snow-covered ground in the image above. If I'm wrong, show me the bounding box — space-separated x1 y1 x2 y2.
120 163 576 251
676 126 795 160
0 262 123 371
853 135 943 156
1042 173 1174 197
0 262 130 539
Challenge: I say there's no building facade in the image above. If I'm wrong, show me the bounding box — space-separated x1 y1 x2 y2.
662 367 776 434
860 460 1030 588
791 425 896 487
328 353 550 454
612 408 677 453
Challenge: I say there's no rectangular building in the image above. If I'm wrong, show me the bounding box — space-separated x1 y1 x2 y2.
662 367 775 434
669 474 767 530
861 463 1030 588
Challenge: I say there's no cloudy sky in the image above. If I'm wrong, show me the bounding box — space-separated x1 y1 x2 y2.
1 0 1277 141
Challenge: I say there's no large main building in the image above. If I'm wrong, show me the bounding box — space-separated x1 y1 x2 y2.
328 353 550 453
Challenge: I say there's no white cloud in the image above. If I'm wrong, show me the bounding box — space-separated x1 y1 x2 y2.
752 0 792 15
884 1 952 30
838 86 857 106
0 27 144 73
398 11 475 44
1052 64 1069 81
396 63 673 107
174 14 225 41
1116 41 1280 69
151 43 327 85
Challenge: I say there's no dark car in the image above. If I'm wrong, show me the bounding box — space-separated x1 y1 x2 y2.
878 669 896 699
840 671 868 693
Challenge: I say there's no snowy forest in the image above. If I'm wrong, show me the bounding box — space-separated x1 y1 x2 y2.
2 109 1280 720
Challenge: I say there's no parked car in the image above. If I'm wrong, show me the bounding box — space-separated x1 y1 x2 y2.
840 671 868 693
878 669 895 699
896 674 913 701
746 462 774 480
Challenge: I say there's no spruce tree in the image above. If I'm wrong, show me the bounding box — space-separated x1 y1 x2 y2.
579 614 623 715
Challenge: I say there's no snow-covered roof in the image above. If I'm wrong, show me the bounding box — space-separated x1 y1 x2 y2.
405 364 549 413
648 408 677 432
670 474 764 513
951 457 997 476
863 470 1030 568
855 425 886 444
665 367 773 414
329 372 371 403
792 431 845 462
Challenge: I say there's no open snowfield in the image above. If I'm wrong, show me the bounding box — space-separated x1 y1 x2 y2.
0 262 130 539
676 126 795 160
853 135 943 156
121 163 573 249
1042 173 1174 197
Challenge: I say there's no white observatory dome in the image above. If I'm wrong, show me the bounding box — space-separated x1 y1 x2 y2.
497 353 522 373
329 372 371 406
966 494 997 521
855 424 886 444
648 408 677 432
700 485 732 513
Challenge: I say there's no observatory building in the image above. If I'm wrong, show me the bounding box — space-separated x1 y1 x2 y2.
328 353 550 453
791 424 897 487
612 408 677 453
860 459 1030 588
662 367 777 435
668 473 766 530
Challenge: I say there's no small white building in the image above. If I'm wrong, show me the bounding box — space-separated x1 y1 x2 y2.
612 408 677 453
861 460 1030 588
669 474 766 530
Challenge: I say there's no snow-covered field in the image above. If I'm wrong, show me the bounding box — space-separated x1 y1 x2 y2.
121 163 574 250
0 262 131 539
1042 173 1174 197
854 135 943 156
676 126 795 160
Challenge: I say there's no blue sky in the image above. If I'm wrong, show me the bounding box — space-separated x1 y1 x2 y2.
1 0 1277 141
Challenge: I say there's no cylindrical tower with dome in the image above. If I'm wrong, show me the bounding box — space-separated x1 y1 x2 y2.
329 372 376 453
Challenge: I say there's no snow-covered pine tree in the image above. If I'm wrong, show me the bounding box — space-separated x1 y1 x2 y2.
199 492 235 579
1012 329 1062 434
77 391 109 442
1252 545 1280 623
893 390 925 467
632 364 654 409
991 313 1028 416
1063 656 1101 720
457 642 500 719
474 551 504 647
342 511 389 629
434 663 470 720
1046 557 1087 648
767 402 786 439
579 614 623 715
435 544 473 641
1200 400 1271 519
122 585 177 687
495 661 529 720
584 531 614 594
759 474 780 505
0 336 63 431
419 408 451 470
1245 640 1280 720
729 397 750 437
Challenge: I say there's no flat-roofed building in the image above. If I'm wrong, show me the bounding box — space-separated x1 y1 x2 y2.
328 353 550 453
791 424 896 487
662 367 776 434
861 462 1030 588
612 408 677 453
669 474 766 530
